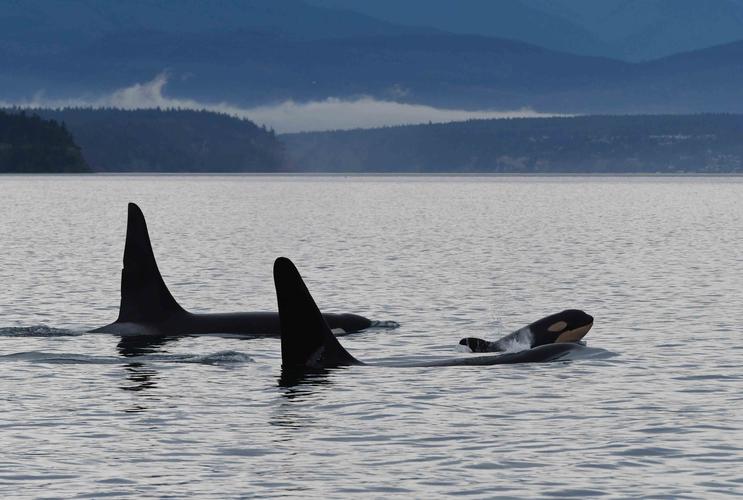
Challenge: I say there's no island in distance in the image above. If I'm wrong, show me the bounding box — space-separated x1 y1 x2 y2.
0 110 89 173
281 114 743 174
4 108 743 174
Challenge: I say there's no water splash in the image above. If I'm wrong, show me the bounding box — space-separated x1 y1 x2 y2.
560 345 618 361
369 320 401 329
498 333 534 353
456 343 474 353
157 350 254 365
0 325 82 337
0 350 253 365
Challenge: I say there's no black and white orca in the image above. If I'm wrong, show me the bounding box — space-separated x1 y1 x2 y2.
91 204 376 337
274 257 588 375
459 310 593 353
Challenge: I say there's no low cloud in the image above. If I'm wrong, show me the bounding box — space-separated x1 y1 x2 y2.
1 73 563 133
245 98 559 133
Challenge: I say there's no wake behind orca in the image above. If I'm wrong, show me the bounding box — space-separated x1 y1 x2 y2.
274 257 592 376
91 204 378 337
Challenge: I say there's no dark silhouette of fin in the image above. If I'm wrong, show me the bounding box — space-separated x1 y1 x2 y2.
116 203 185 323
273 257 361 370
459 337 499 353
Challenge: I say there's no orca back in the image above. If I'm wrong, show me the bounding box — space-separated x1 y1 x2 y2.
409 343 585 367
273 257 360 370
116 203 185 324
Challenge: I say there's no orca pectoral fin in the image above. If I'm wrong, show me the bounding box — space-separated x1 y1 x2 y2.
459 337 499 353
116 203 185 324
273 257 360 371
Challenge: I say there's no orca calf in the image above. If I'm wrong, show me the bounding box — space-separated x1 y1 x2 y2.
91 204 375 337
274 257 587 375
459 309 593 353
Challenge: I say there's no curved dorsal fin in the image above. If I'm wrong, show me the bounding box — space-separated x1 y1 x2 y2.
116 203 185 323
273 257 360 370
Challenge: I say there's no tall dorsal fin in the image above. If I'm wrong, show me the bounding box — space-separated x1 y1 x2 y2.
116 203 185 323
273 257 360 370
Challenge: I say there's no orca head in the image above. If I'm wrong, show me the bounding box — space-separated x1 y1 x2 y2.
527 309 593 346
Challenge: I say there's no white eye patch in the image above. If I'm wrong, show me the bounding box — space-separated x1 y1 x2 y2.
548 321 568 332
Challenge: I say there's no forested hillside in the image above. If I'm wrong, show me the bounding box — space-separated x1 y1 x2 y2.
283 114 743 173
8 109 743 174
0 110 89 173
35 108 284 172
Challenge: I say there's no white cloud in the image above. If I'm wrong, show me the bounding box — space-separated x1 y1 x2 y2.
244 98 561 133
1 73 564 133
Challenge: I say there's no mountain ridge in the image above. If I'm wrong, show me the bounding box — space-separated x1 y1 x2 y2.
308 0 743 61
3 1 743 114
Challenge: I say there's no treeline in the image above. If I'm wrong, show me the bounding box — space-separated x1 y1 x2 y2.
0 110 89 173
282 114 743 173
8 109 743 174
34 108 284 172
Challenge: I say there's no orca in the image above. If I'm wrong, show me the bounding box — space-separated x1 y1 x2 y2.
459 309 593 353
91 204 376 337
274 257 588 376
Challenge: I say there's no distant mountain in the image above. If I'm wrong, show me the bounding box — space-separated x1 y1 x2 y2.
0 0 435 102
0 110 89 173
0 0 424 44
282 114 743 173
307 0 613 58
73 32 632 109
4 1 743 114
311 0 743 61
0 18 632 110
7 0 743 64
34 108 283 172
536 0 743 61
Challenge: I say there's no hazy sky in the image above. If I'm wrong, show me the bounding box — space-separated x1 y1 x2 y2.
1 73 561 133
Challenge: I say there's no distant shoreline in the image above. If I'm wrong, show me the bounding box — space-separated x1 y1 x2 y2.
6 109 743 175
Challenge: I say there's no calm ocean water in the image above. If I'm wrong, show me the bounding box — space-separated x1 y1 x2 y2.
1 175 742 498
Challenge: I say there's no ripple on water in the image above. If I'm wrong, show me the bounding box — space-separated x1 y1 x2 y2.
0 349 253 365
0 325 82 337
2 176 743 498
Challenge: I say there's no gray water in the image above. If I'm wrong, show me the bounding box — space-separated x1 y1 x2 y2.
1 175 742 498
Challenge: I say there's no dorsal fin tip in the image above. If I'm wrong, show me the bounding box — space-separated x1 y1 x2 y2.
116 203 184 323
123 202 152 266
126 202 145 229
